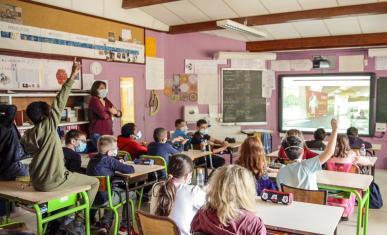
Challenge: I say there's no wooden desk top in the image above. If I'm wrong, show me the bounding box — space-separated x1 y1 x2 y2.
317 170 373 191
255 197 343 235
0 181 90 204
227 142 242 149
182 150 212 160
115 164 164 179
357 156 377 167
372 144 382 151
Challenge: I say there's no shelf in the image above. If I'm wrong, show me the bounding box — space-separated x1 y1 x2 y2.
17 121 90 130
0 92 90 97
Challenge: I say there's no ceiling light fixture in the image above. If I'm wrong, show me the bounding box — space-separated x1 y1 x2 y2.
216 19 267 38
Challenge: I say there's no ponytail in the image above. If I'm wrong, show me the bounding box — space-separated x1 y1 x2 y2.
154 175 176 216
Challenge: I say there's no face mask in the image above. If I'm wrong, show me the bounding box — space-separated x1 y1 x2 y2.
98 89 108 98
135 131 142 140
111 148 118 156
199 128 208 135
180 126 188 133
75 142 87 153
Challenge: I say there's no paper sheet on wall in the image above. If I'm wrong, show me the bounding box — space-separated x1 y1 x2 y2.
82 73 95 90
209 104 219 118
230 59 266 70
270 60 291 71
0 61 16 89
198 74 219 104
375 56 387 70
262 70 275 98
146 57 164 90
339 55 364 72
290 59 313 71
185 59 227 74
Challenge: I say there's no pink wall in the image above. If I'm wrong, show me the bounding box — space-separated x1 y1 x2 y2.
82 30 245 141
266 48 387 169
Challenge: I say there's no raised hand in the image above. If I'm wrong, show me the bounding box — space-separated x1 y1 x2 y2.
70 57 81 80
331 118 338 131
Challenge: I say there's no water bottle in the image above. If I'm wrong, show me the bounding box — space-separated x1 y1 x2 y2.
360 143 366 157
196 168 205 187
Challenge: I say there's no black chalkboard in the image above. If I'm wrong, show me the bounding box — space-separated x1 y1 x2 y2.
376 77 387 123
222 70 266 123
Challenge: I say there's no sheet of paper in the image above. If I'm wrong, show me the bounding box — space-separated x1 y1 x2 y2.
0 61 16 89
290 59 313 71
262 70 275 98
82 73 95 90
375 56 387 70
121 29 132 41
198 74 219 104
230 59 266 70
339 55 364 72
146 57 164 90
209 104 218 118
185 59 226 74
270 60 291 71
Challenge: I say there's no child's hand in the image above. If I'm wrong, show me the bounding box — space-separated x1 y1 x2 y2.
70 58 81 80
331 119 338 131
182 139 189 145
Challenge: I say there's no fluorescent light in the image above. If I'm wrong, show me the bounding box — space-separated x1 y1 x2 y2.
216 19 267 38
214 51 276 60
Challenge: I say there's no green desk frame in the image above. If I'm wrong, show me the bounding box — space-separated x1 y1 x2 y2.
0 191 90 235
318 184 370 235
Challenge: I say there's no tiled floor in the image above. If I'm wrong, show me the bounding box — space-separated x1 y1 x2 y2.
8 169 387 235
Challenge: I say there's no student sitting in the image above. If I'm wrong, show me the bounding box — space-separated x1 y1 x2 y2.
171 119 191 147
150 154 205 235
306 128 327 150
191 165 266 235
278 129 318 163
147 128 187 163
117 123 147 159
191 119 226 168
326 134 358 219
237 137 277 196
86 135 135 234
277 119 338 190
347 127 372 149
21 59 99 204
62 130 87 173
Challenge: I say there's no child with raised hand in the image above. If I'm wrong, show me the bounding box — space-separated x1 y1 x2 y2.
237 137 277 196
21 59 100 204
277 119 338 190
150 154 205 235
191 165 266 235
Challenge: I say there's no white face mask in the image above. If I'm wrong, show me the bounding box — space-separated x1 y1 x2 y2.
98 89 108 98
135 130 142 140
111 148 118 156
199 128 208 135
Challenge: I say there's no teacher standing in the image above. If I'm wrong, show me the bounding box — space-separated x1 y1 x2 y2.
89 81 121 149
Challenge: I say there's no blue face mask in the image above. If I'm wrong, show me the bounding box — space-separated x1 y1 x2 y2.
199 128 208 135
98 89 108 98
75 142 87 153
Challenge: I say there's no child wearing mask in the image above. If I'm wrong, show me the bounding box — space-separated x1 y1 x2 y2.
62 130 87 173
117 123 147 160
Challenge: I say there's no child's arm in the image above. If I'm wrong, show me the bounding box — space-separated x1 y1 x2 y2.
50 59 81 127
318 119 338 164
111 158 135 174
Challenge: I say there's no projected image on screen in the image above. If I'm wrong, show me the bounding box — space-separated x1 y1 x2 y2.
280 74 374 135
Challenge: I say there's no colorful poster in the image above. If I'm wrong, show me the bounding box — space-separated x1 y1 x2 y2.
164 74 198 102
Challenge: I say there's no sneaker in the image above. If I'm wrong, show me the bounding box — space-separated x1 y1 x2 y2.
118 226 128 235
97 224 110 235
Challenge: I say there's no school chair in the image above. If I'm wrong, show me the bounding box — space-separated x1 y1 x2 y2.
136 210 180 235
281 184 328 205
138 155 168 208
118 150 132 161
92 176 135 235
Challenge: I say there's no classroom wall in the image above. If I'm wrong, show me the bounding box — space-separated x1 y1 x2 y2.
267 48 387 169
82 30 245 141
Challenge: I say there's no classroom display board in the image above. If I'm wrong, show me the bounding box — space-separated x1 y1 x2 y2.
0 21 145 63
0 55 81 91
376 77 387 123
222 69 266 124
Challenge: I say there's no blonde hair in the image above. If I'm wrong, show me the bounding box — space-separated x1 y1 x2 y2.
97 135 117 154
205 165 256 226
237 137 266 178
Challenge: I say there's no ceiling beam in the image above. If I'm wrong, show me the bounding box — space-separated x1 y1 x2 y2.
122 0 179 9
169 2 387 34
246 33 387 52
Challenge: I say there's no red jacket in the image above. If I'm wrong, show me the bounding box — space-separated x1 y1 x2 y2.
88 96 113 135
278 146 318 161
117 136 147 160
191 208 266 235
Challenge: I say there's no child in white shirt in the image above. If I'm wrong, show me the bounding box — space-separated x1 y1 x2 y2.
150 154 206 235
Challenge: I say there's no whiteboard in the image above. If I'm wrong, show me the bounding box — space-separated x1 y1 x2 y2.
0 55 81 91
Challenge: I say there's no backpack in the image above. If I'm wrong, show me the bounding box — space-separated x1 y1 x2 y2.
370 182 383 209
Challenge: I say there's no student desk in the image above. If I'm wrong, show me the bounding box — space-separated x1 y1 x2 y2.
255 197 343 234
210 142 242 164
182 150 213 181
0 181 91 235
115 163 165 233
268 170 373 235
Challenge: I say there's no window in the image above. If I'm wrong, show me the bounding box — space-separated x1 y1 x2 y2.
120 77 135 126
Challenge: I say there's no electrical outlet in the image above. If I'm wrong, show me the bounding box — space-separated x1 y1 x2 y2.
375 123 387 132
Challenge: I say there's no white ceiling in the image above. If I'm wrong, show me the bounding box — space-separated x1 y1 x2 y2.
32 0 387 42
